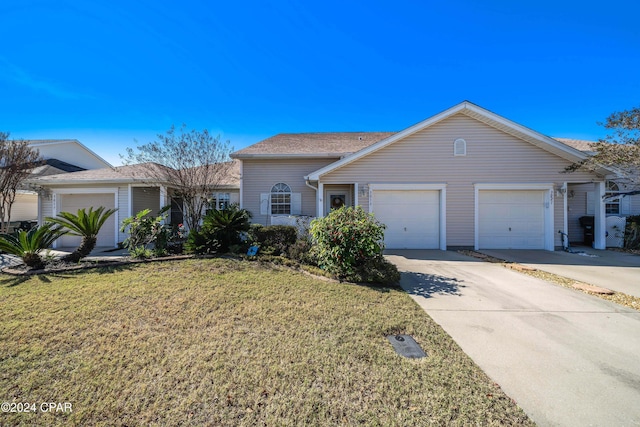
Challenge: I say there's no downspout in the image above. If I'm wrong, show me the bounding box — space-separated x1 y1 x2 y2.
305 179 318 217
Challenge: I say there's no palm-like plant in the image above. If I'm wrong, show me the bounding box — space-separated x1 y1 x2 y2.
46 206 118 262
203 205 252 252
0 224 64 269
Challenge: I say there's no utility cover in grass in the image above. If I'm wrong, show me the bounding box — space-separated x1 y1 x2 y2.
387 335 427 358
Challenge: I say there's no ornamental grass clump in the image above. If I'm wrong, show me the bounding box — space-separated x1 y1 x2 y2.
310 206 399 284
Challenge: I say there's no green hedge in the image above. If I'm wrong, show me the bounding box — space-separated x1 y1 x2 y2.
625 215 640 249
250 225 298 256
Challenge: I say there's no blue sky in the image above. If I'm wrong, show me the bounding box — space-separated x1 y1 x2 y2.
1 0 639 166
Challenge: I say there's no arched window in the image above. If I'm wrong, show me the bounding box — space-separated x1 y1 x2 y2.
271 183 291 214
454 138 466 156
605 181 620 214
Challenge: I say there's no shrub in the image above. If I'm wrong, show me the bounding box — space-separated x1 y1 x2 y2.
0 224 64 269
120 207 172 257
287 238 316 265
185 205 251 254
624 215 640 249
309 206 399 284
128 246 154 259
184 229 219 255
250 225 297 256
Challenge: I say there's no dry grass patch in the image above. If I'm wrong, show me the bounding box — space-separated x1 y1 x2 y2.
0 259 532 426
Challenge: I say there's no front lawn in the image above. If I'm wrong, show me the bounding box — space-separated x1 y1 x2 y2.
0 259 532 426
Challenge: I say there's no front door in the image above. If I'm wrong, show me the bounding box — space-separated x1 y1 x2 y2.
324 186 351 214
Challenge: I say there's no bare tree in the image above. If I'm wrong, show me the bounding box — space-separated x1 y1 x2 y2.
0 133 41 233
122 124 234 232
566 106 640 192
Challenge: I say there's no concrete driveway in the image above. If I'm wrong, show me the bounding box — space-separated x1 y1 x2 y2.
387 250 640 427
479 248 640 298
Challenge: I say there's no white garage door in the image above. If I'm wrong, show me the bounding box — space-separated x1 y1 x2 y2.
371 190 440 249
12 193 38 221
58 193 116 248
478 190 545 249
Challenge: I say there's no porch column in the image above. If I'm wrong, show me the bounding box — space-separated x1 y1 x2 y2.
159 186 167 224
562 182 568 239
354 182 358 207
593 181 606 249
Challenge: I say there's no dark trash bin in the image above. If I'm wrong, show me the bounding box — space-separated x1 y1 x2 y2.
579 216 594 246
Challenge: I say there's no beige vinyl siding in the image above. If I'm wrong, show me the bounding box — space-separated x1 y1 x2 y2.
242 158 338 225
322 113 602 248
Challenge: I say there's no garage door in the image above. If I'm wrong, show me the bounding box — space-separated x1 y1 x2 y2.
58 193 116 248
12 193 38 221
371 190 440 249
478 190 545 249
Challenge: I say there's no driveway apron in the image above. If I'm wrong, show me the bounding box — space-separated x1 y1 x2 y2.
479 248 640 298
387 250 640 427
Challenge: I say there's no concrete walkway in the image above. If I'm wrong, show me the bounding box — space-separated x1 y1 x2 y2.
387 250 640 427
479 248 640 298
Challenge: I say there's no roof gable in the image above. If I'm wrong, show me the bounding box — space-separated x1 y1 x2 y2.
306 101 609 180
26 139 112 169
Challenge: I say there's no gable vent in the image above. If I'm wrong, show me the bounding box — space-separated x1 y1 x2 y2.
454 138 466 156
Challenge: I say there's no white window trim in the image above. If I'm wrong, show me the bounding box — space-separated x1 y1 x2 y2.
605 181 621 215
211 192 231 210
270 182 292 215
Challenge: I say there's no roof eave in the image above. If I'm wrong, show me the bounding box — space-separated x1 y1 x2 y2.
27 178 169 186
231 153 345 160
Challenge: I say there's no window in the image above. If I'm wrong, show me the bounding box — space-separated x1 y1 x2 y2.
211 192 231 210
270 183 291 214
170 197 184 226
605 181 620 214
454 138 466 156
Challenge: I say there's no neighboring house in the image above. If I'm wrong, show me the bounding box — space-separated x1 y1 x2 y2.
29 161 240 248
11 140 112 224
232 101 637 251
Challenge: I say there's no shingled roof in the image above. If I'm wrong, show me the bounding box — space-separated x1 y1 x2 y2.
231 132 396 158
553 138 597 153
231 131 598 159
28 160 241 188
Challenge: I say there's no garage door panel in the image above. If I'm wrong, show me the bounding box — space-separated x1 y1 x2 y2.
478 190 546 250
59 194 116 248
372 190 440 249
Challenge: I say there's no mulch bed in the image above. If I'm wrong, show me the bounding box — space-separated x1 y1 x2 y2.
1 254 198 276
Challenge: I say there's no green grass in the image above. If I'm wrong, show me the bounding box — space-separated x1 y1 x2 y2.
0 259 533 426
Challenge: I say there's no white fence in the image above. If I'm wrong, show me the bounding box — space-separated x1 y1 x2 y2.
605 216 626 248
270 215 314 237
